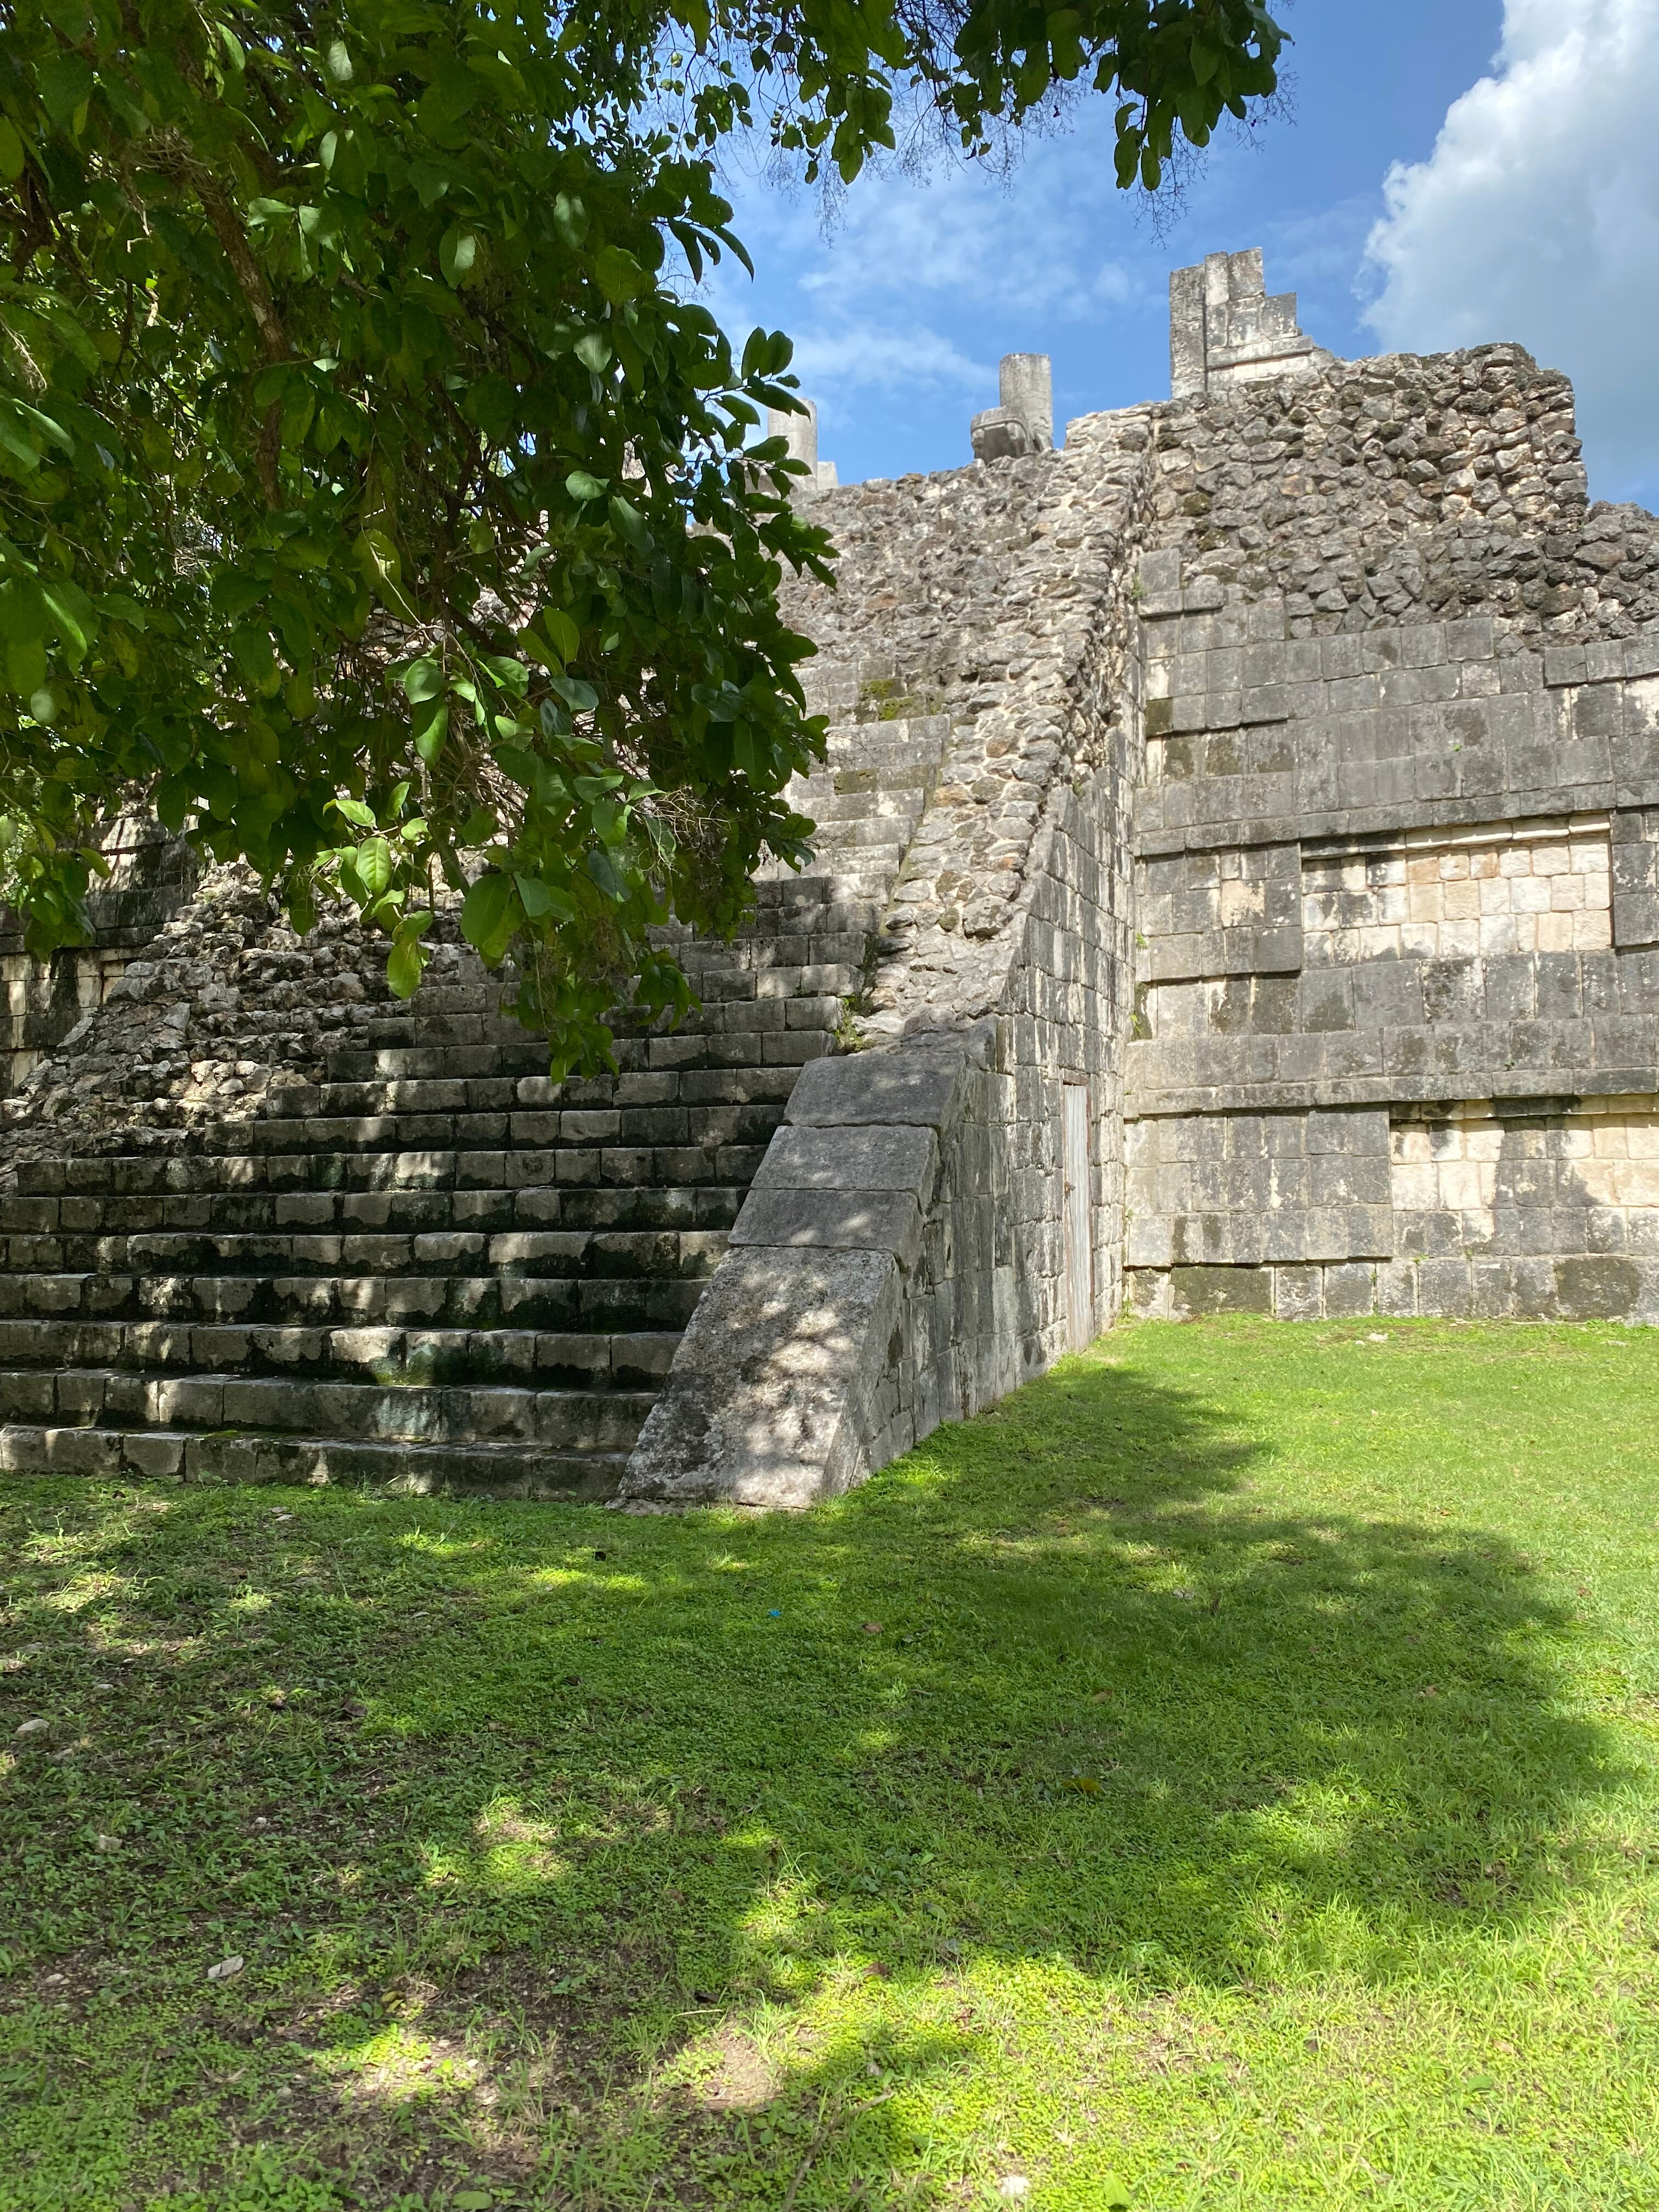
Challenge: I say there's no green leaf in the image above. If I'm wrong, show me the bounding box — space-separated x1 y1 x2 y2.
6 636 46 696
1 398 73 459
460 871 518 963
413 699 448 766
0 580 47 649
566 470 606 504
331 797 377 830
354 529 413 615
608 495 651 554
40 579 93 664
37 55 94 133
1100 2178 1130 2209
210 570 269 619
387 934 425 998
585 847 628 901
465 375 516 441
481 654 531 698
356 836 392 898
229 624 276 692
0 119 23 182
573 332 611 375
402 657 443 705
0 411 40 472
592 246 649 304
323 38 353 84
439 226 478 286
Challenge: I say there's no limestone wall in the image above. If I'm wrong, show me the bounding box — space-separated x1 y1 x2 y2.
1126 436 1659 1323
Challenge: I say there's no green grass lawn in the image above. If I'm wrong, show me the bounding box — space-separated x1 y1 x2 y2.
3 1318 1659 2212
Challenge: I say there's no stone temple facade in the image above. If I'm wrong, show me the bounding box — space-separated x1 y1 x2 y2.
5 247 1659 1508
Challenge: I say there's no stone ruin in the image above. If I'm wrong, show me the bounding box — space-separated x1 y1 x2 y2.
5 245 1659 1508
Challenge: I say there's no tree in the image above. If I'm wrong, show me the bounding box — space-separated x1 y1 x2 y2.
0 1 1283 1073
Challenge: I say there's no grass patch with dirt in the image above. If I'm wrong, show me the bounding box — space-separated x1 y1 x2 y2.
2 1317 1658 2211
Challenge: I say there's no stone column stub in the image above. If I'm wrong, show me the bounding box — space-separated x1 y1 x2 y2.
766 397 839 489
971 352 1056 463
1168 247 1335 398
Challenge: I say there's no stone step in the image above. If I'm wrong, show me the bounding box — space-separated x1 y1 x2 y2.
791 855 907 892
797 788 933 828
653 949 866 987
0 1317 680 1388
0 1183 744 1238
747 870 890 905
208 1099 792 1158
315 1012 845 1090
0 1225 730 1279
795 813 923 851
0 886 887 1501
0 1368 657 1449
798 766 935 801
325 978 854 1069
320 1032 652 1081
284 1060 812 1119
0 1423 628 1498
16 1144 770 1200
3 1270 710 1330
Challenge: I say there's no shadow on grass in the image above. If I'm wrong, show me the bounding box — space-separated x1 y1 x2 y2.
0 1341 1627 2209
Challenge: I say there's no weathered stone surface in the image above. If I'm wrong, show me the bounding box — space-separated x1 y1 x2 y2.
785 1047 969 1129
751 1122 939 1195
729 1186 924 1263
621 1246 901 1509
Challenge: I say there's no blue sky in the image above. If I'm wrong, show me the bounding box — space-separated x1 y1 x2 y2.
703 0 1659 506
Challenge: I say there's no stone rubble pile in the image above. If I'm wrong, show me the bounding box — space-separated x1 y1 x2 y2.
1150 343 1659 642
1 865 405 1184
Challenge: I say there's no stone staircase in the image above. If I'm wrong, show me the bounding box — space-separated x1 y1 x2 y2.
0 707 951 1497
761 710 949 901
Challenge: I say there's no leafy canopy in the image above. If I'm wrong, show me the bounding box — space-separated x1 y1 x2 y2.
0 0 1282 1072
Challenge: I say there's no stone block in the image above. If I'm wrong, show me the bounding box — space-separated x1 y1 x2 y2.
123 1432 187 1479
1125 1269 1172 1318
1137 549 1183 617
786 1043 969 1129
1323 1262 1378 1317
730 1186 924 1266
1374 1260 1419 1318
620 1245 901 1509
1169 1265 1272 1317
1552 1253 1641 1320
1416 1257 1475 1318
1273 1265 1323 1320
44 1426 122 1477
752 1122 939 1198
1183 574 1225 614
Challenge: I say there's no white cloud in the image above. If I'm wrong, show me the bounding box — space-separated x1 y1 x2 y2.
788 322 988 409
1363 0 1659 499
744 144 1139 323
